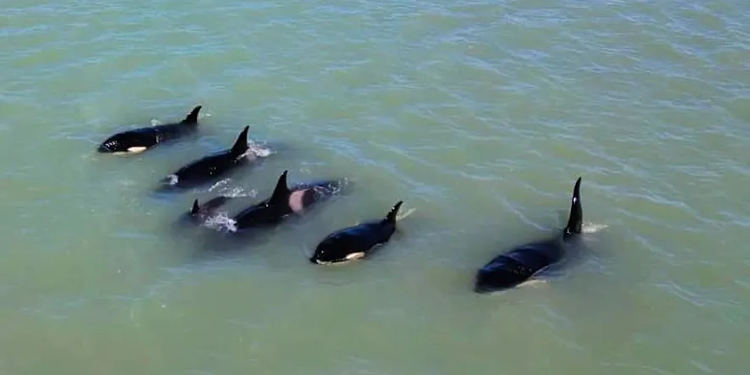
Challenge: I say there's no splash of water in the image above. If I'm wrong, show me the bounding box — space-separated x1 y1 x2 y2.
311 179 345 196
226 188 256 198
582 222 608 233
396 207 416 222
204 213 237 233
208 179 230 192
166 174 178 186
208 179 256 198
518 279 549 288
247 141 272 158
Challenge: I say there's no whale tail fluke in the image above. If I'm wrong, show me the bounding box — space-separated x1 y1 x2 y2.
183 105 202 124
386 201 404 224
564 177 582 237
230 126 250 157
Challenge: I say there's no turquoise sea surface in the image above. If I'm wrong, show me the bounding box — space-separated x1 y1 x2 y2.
1 0 749 374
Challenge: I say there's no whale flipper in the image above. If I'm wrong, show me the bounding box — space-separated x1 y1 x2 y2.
269 170 290 206
230 126 250 157
183 105 202 124
564 177 582 237
386 201 403 223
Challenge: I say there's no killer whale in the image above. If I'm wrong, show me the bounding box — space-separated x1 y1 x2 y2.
232 170 340 230
474 177 583 293
161 126 254 189
310 201 403 264
98 105 202 153
184 196 232 224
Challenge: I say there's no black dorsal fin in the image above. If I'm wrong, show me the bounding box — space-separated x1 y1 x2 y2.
191 199 200 215
386 201 403 223
564 177 582 237
183 105 202 124
230 126 250 156
269 170 290 205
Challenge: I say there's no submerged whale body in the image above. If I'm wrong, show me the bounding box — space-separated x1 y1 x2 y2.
474 177 583 293
310 201 403 264
232 170 340 230
98 105 202 153
183 196 233 224
162 126 254 189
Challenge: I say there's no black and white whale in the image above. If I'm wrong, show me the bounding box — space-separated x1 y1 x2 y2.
310 201 403 264
98 105 202 153
474 177 583 293
232 170 340 230
162 126 255 189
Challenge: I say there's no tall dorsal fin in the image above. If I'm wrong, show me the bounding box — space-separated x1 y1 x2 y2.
564 177 582 237
183 105 202 124
385 201 403 223
269 170 290 205
230 126 249 156
191 199 200 215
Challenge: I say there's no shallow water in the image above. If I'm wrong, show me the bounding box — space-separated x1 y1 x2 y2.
1 0 749 374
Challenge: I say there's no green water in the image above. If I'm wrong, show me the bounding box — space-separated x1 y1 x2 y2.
1 0 749 374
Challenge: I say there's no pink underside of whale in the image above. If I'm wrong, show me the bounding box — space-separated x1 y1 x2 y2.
288 189 308 213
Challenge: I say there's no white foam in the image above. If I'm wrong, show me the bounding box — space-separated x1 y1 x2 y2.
208 179 230 191
203 213 237 233
234 137 273 160
315 258 355 266
582 222 608 233
518 279 549 288
247 141 272 158
396 207 416 222
166 174 179 185
226 187 256 198
207 179 256 198
150 119 162 126
312 182 342 196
